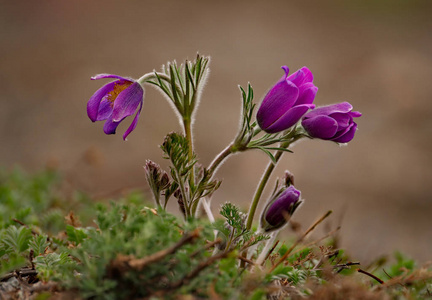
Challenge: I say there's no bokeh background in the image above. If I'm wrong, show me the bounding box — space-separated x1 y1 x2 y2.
1 0 431 263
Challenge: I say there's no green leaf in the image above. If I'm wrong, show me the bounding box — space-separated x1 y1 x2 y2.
255 147 277 164
278 244 289 257
0 253 27 276
29 234 49 256
66 225 87 245
1 225 32 254
263 147 293 153
249 289 266 300
220 203 244 230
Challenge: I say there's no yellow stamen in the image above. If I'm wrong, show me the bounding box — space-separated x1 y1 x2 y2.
107 81 133 106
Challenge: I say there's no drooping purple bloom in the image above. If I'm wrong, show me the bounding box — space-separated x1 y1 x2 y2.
257 66 318 133
301 102 362 143
87 74 144 140
261 185 302 232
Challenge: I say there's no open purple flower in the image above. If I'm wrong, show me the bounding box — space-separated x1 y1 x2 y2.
257 66 317 133
87 74 144 140
301 102 361 143
261 185 302 232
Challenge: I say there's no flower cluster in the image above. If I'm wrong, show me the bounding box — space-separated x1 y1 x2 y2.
256 66 361 143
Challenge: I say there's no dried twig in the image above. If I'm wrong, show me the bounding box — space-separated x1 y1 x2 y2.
0 268 38 282
334 262 360 273
12 218 38 236
261 240 279 266
110 228 201 272
268 211 332 273
168 251 230 290
190 238 222 258
358 268 384 284
238 255 255 266
291 226 341 257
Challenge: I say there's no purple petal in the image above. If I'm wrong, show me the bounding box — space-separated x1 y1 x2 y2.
87 81 116 122
302 115 338 139
103 117 121 135
96 98 114 121
303 102 353 119
112 82 144 122
276 66 290 84
332 122 354 140
330 112 352 129
123 101 144 141
295 83 318 105
257 80 299 130
332 123 358 143
266 103 315 133
91 74 134 81
265 186 301 226
350 111 362 118
287 67 314 86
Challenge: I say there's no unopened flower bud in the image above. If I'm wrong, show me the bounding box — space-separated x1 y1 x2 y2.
144 160 170 207
256 66 317 133
301 102 361 143
261 185 302 232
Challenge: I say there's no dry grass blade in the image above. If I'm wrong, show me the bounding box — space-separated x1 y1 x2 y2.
268 210 332 273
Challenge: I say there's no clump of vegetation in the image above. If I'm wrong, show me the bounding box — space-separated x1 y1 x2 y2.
1 170 431 299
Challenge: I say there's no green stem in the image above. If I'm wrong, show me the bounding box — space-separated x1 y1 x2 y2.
207 144 236 177
183 118 196 217
184 119 194 162
245 148 285 230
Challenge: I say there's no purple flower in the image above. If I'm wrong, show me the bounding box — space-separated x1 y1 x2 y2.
261 185 302 232
257 66 317 133
301 102 362 143
87 74 144 140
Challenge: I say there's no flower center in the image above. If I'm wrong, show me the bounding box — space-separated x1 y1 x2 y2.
107 81 133 106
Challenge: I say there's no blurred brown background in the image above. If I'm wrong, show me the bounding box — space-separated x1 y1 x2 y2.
1 0 431 263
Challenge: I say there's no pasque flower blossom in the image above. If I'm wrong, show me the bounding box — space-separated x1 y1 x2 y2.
257 66 318 133
301 102 361 143
87 74 144 140
261 185 302 232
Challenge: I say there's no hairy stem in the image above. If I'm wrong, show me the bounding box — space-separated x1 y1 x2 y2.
207 144 236 177
245 149 284 230
184 118 196 217
183 118 194 161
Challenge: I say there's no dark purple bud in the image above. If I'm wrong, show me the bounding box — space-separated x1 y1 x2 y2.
301 102 362 143
261 185 302 232
256 66 317 133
